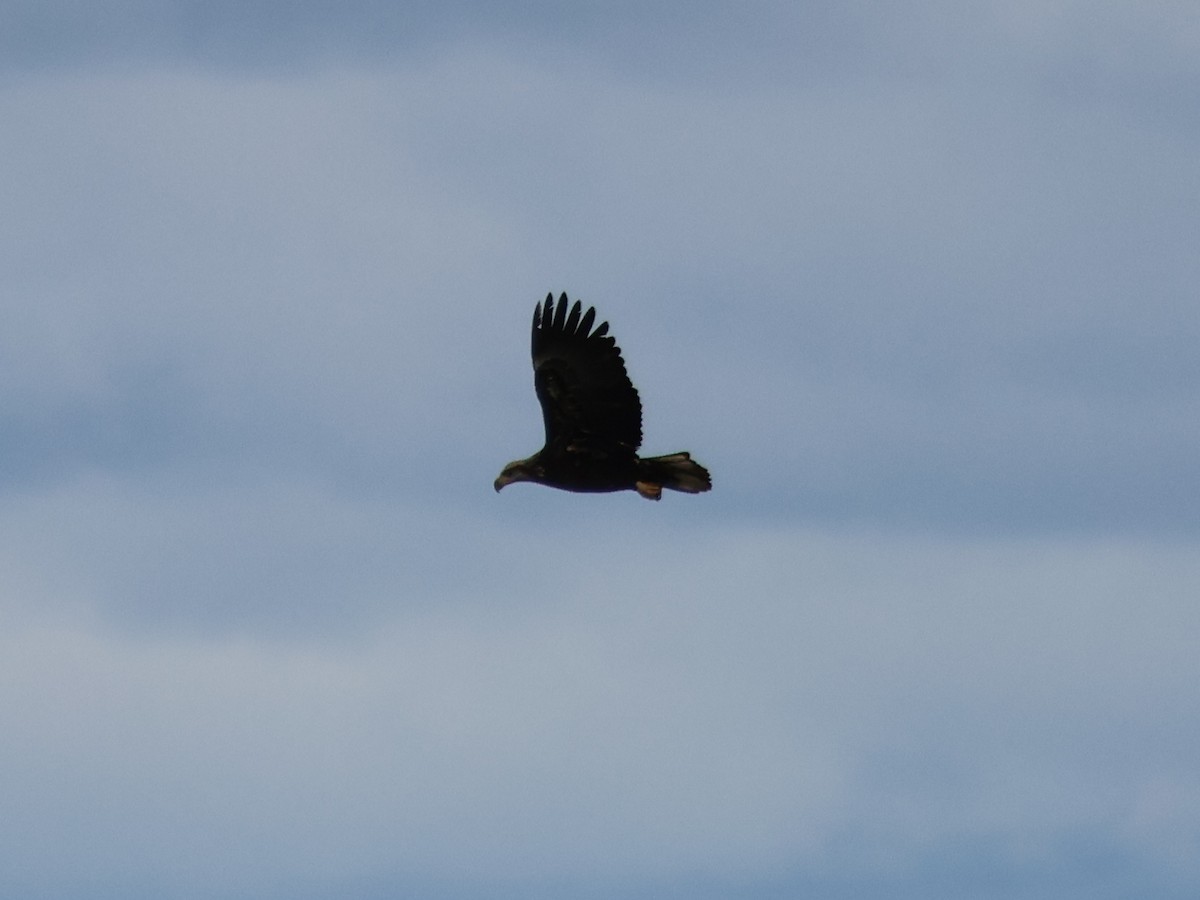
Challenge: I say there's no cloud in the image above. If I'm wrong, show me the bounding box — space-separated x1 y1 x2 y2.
2 527 1197 897
5 44 1198 531
2 6 1198 897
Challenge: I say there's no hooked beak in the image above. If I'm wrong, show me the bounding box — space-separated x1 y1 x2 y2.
495 460 530 493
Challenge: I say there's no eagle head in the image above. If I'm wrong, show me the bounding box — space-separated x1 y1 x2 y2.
494 458 541 492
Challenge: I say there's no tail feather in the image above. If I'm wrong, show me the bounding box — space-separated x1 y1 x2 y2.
636 452 712 500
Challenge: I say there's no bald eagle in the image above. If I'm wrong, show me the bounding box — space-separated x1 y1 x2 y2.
494 293 711 501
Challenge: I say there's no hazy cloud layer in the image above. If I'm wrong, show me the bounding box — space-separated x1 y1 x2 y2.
3 8 1197 531
2 3 1198 898
4 527 1198 898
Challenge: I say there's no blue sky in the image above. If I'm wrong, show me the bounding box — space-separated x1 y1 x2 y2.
2 2 1198 897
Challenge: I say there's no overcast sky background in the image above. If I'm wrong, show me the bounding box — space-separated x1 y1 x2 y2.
2 2 1198 898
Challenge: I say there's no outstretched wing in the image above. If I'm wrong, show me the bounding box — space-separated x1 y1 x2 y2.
531 293 643 453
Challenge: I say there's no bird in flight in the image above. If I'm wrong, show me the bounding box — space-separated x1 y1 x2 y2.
495 293 711 501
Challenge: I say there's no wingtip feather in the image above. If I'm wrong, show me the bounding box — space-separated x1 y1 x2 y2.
579 306 596 336
565 300 582 334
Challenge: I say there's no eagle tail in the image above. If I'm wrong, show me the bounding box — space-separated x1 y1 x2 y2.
636 452 712 500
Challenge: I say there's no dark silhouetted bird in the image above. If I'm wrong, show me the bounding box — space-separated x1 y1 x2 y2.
495 293 711 501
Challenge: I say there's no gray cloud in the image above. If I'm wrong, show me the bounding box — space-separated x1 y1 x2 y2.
8 37 1196 531
2 4 1198 897
2 529 1197 897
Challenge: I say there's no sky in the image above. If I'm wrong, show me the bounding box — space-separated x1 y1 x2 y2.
1 1 1198 897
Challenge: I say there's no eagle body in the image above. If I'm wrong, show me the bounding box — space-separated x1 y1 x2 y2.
495 293 711 501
